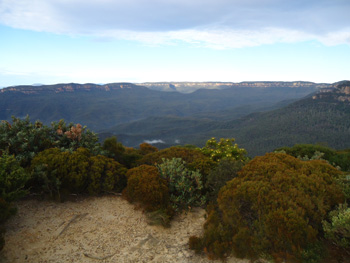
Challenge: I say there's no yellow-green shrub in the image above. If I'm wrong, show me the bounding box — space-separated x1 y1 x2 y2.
30 147 127 198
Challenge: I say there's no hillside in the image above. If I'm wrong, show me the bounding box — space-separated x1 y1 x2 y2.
107 81 350 156
0 81 320 131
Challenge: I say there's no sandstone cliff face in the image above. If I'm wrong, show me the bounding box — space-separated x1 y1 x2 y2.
141 81 329 93
312 81 350 102
0 83 140 95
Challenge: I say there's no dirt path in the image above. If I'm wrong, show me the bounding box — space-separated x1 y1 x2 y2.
1 196 249 263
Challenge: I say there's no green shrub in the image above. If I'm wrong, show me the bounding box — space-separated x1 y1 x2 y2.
276 144 350 171
0 153 29 202
0 154 29 252
124 165 170 212
138 146 214 177
0 116 101 168
31 147 127 198
323 203 350 248
158 158 206 212
206 158 245 201
190 153 344 261
200 137 248 163
102 137 126 163
88 155 127 194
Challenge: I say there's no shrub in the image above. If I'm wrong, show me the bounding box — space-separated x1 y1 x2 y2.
276 144 350 171
0 153 30 202
200 137 248 163
138 146 215 187
124 165 169 212
31 147 127 198
102 137 125 164
0 154 29 252
323 203 350 248
190 153 344 261
158 158 206 212
0 116 101 168
88 155 127 194
139 142 158 155
206 158 245 201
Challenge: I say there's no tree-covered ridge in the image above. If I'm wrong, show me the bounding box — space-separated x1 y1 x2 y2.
106 92 350 156
0 116 349 262
0 81 320 132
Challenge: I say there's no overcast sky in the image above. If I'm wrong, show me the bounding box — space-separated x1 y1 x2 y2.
0 0 349 87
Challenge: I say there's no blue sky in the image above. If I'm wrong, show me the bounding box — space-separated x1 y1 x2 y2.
0 0 349 87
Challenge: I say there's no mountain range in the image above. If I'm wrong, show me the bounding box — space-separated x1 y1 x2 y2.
1 81 349 156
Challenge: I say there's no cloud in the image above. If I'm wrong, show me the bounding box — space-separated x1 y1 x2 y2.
144 139 165 144
1 0 350 48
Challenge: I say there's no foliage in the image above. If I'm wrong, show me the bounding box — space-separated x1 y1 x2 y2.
0 116 101 167
138 146 215 179
0 116 53 167
0 153 30 202
200 137 248 163
275 144 350 171
157 158 206 212
205 158 245 201
323 203 350 248
139 142 158 155
190 153 344 261
335 173 350 204
121 147 143 168
30 147 127 198
102 136 125 164
0 154 29 252
88 155 127 194
298 242 325 263
124 165 170 212
49 119 101 154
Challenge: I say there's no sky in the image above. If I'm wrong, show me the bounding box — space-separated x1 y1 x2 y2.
0 0 349 87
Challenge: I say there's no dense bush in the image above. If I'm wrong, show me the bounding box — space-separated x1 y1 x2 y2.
88 155 127 194
138 146 215 180
102 137 126 163
276 144 350 171
200 137 248 163
190 153 344 261
30 147 127 198
0 153 30 202
205 158 245 201
139 142 158 155
158 158 206 212
0 153 30 251
124 165 170 212
0 116 101 167
323 203 350 249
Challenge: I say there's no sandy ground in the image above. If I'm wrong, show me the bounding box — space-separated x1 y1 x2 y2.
0 196 251 263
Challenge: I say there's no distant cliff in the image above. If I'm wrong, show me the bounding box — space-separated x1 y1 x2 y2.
140 81 330 93
0 83 143 95
312 81 350 102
